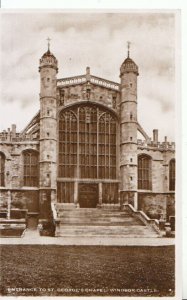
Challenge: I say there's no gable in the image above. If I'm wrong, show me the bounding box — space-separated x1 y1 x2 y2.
57 74 120 112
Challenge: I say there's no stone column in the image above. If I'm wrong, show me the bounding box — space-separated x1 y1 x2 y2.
51 190 56 203
133 193 138 210
98 182 102 207
7 190 11 219
74 181 79 207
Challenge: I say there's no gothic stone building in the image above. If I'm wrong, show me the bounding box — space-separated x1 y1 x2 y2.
0 47 175 225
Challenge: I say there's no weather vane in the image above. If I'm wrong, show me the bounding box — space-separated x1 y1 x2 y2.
127 41 131 58
47 37 51 51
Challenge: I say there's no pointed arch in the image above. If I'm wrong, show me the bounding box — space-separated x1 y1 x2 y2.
58 103 118 180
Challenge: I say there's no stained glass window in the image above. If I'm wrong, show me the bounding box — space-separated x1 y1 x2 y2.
58 104 117 179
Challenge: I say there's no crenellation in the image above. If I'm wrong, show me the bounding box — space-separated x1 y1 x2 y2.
137 138 175 151
0 129 39 142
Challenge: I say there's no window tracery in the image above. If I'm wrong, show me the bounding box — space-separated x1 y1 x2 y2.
58 104 117 179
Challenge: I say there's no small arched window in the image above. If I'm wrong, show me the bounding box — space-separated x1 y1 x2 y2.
0 152 5 187
138 154 152 190
169 159 175 191
23 150 39 187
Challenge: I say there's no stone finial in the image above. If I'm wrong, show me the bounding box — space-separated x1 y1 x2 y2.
127 41 131 58
47 37 51 51
86 66 91 81
153 129 158 143
11 124 16 138
11 124 16 133
86 66 90 74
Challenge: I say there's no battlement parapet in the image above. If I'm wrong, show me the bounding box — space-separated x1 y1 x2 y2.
137 139 175 150
0 130 38 143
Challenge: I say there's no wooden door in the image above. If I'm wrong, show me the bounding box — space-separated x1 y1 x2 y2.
78 183 98 208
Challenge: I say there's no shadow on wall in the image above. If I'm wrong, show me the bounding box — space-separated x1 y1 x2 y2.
138 193 175 221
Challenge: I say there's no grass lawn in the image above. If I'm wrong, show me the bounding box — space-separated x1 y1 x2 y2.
0 245 175 297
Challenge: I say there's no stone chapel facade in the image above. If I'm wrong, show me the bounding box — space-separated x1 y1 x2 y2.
0 47 175 223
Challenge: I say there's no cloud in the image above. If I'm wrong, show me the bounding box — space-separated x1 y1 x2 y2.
0 12 176 141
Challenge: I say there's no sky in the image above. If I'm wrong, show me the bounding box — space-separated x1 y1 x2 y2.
0 11 177 141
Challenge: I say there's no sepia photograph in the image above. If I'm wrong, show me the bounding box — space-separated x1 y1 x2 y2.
0 9 179 298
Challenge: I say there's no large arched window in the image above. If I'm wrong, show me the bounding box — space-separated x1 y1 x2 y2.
58 104 117 179
169 159 175 191
23 150 39 187
0 152 5 187
138 154 152 190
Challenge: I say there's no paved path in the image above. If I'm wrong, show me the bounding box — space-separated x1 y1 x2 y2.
0 229 175 246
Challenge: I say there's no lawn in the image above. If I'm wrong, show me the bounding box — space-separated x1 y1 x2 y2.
0 245 175 297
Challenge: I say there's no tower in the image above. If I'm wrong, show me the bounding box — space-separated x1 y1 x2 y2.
38 40 58 219
119 43 139 209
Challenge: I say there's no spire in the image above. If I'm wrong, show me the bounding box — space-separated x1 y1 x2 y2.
47 37 51 52
120 42 139 77
39 38 58 72
127 41 131 58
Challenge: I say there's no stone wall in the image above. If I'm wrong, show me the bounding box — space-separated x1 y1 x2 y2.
138 192 175 221
57 83 120 113
39 189 52 219
137 148 175 193
0 189 39 212
0 142 39 188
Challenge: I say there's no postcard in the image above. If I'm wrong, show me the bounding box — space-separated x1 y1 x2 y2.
0 6 182 300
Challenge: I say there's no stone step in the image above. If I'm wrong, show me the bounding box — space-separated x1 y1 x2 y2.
56 225 158 237
59 217 143 226
58 215 136 220
57 212 131 217
55 207 159 238
57 209 122 213
59 222 143 226
56 206 120 211
56 208 145 227
58 210 130 214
